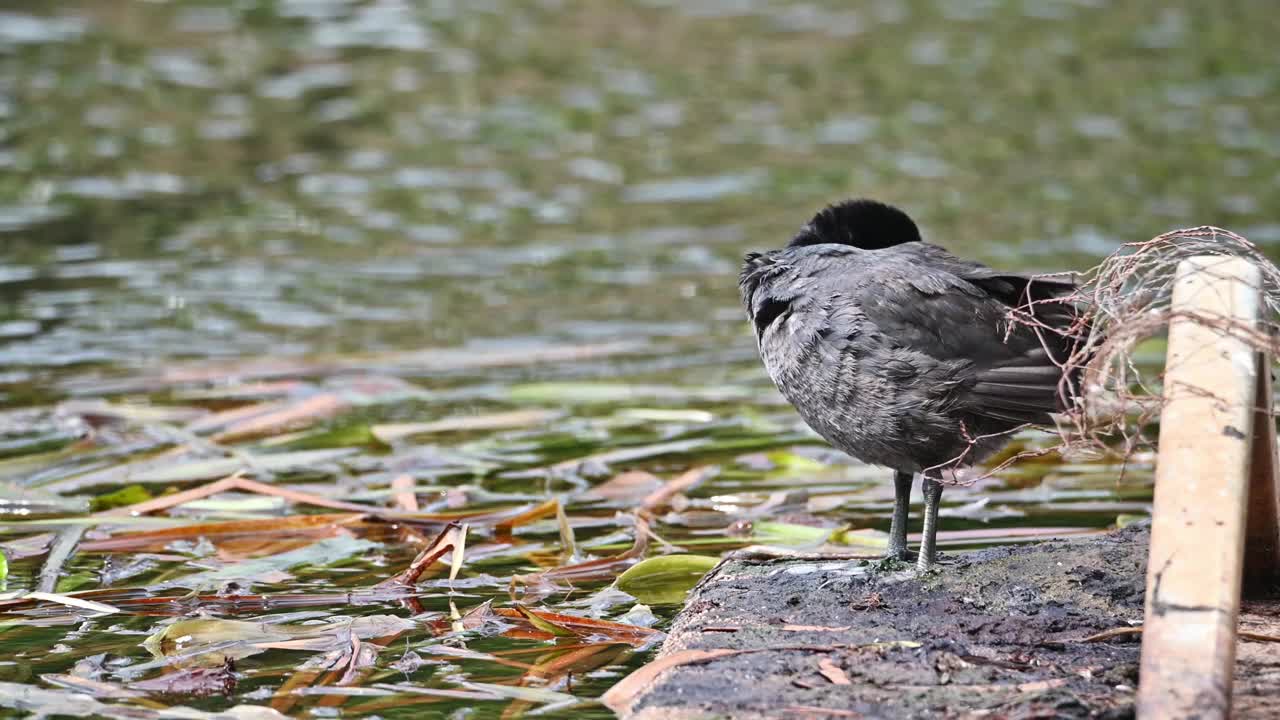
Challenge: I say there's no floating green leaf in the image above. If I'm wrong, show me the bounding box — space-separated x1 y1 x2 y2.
1116 513 1147 529
89 484 153 512
616 554 720 605
830 527 891 548
764 450 828 474
271 422 379 450
752 521 833 548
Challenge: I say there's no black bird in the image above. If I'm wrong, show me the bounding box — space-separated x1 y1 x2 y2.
739 199 1086 570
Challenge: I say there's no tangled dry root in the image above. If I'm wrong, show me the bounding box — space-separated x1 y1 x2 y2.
978 226 1280 480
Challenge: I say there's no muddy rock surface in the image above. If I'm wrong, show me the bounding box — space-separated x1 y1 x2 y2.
622 525 1280 719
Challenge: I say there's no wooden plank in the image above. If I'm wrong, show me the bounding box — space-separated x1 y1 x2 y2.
1138 256 1262 719
1244 346 1280 593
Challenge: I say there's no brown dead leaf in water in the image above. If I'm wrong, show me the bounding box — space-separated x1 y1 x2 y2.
640 465 716 515
581 470 664 504
211 534 349 562
493 498 559 535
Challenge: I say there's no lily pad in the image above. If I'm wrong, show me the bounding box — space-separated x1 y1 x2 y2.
616 554 720 605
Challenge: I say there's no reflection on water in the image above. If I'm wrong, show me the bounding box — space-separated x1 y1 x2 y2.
0 0 1277 381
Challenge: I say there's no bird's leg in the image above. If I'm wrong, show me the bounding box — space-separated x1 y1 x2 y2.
886 470 914 561
916 476 944 572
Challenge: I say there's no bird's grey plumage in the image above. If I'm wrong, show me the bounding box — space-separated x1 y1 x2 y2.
740 199 1086 568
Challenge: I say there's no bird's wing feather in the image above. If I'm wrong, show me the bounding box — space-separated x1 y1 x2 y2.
806 244 1083 424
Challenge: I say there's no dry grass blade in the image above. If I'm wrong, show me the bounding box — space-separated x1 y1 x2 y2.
79 513 368 552
555 501 577 560
22 591 119 615
99 474 377 517
0 588 422 618
212 394 348 443
449 524 468 586
494 499 558 534
372 409 560 443
640 465 716 514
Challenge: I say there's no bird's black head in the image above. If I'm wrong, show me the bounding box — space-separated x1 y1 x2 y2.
788 199 922 249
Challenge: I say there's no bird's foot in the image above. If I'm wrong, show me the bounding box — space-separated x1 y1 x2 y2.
914 551 945 574
874 546 917 572
884 545 917 562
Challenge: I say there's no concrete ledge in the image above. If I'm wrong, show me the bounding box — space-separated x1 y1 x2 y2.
618 526 1280 719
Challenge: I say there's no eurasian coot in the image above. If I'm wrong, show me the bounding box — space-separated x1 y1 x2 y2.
739 199 1085 570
